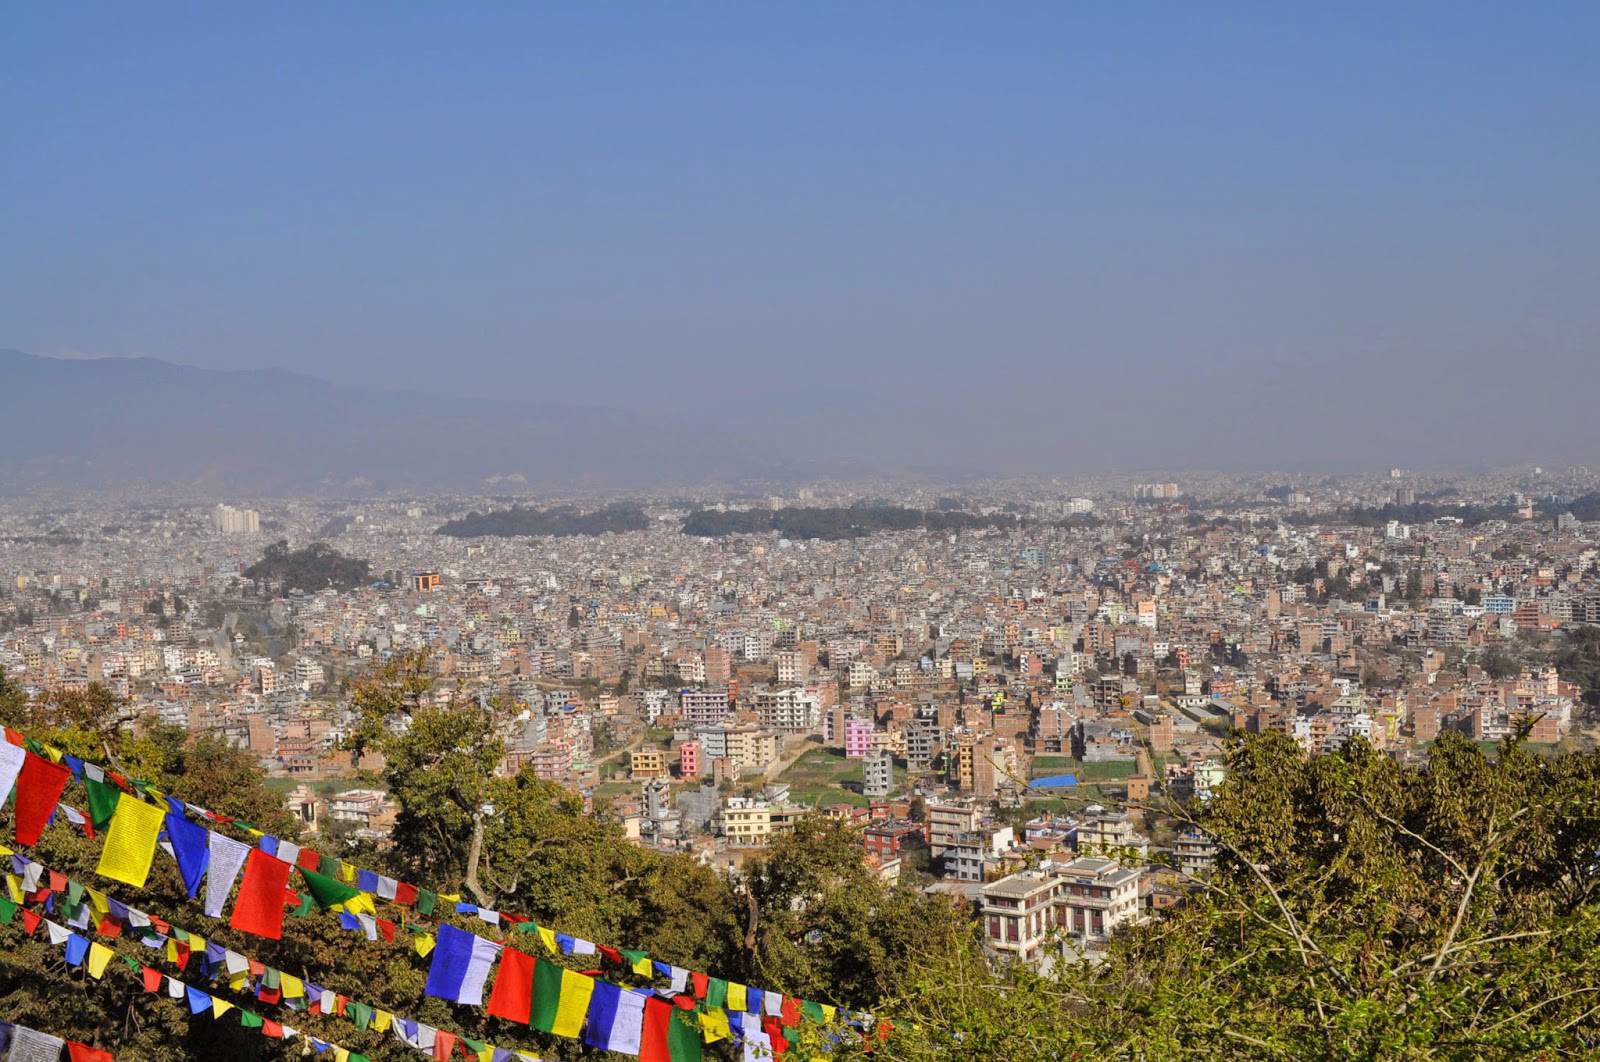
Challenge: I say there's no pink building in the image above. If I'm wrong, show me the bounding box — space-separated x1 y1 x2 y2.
844 717 874 759
679 740 701 779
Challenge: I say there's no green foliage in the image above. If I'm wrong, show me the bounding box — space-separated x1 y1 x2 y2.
437 504 649 539
851 730 1600 1059
244 540 370 594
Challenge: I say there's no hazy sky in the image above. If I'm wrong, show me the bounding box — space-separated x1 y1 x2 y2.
4 3 1597 471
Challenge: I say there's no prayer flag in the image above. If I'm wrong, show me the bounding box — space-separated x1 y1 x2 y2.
14 752 70 845
67 1043 114 1062
423 923 499 1005
585 981 647 1056
486 945 535 1024
300 866 363 910
531 959 594 1038
0 741 25 807
95 797 166 887
230 847 292 940
84 777 121 832
641 995 703 1062
205 832 251 918
165 811 210 898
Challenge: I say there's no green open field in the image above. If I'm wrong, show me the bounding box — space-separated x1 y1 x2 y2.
1030 756 1136 781
778 746 865 805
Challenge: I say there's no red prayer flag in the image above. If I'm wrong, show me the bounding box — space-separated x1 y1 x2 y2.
640 996 673 1062
598 944 622 965
296 848 321 871
67 1043 114 1062
14 752 70 845
141 965 163 992
172 941 191 970
376 917 396 943
97 915 123 938
19 909 41 935
781 996 801 1026
691 971 708 999
486 945 535 1024
262 1019 283 1038
763 1015 791 1054
257 987 281 1005
432 1030 456 1061
230 848 293 940
48 870 66 892
393 881 418 906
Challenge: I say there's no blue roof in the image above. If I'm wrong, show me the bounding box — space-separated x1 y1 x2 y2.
1032 773 1078 788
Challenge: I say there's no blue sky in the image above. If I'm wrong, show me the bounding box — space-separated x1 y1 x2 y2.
4 3 1596 470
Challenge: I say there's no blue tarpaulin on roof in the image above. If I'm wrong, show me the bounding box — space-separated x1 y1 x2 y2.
1032 774 1078 788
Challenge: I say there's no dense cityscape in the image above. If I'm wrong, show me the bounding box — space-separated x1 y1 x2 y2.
5 467 1599 981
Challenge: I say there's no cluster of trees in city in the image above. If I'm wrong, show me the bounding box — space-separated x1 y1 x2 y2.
6 655 1600 1058
436 503 650 538
680 506 1024 540
243 540 371 594
1283 501 1517 529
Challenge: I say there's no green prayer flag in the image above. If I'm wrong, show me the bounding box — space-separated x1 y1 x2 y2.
85 777 122 831
290 891 315 918
67 880 85 904
0 896 16 924
299 867 362 910
352 1002 373 1031
463 1039 485 1053
706 977 728 1009
263 968 281 990
668 1008 704 1062
530 957 564 1032
318 852 340 877
802 1000 825 1024
121 955 140 972
239 1010 264 1029
416 889 436 916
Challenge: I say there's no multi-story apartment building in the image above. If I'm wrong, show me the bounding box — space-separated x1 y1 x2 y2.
980 856 1144 967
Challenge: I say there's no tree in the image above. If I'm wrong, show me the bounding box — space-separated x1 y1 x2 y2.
839 729 1600 1058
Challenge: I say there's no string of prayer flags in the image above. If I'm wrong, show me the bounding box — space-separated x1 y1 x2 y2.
94 795 166 888
14 751 69 846
585 980 648 1056
229 847 292 940
424 923 501 1006
0 727 862 1039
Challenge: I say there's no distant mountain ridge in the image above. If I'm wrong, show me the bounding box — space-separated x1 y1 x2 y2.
0 349 800 493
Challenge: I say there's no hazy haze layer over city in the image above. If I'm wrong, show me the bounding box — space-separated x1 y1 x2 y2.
3 4 1597 486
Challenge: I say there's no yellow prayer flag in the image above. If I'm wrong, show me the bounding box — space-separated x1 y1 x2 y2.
334 1050 349 1062
211 998 234 1019
536 925 558 955
165 938 180 964
477 1047 495 1062
727 983 748 1012
440 893 461 903
87 942 114 979
94 797 166 888
6 875 21 904
822 1004 836 1023
87 889 109 914
552 969 596 1038
338 862 356 883
414 933 436 958
701 1008 731 1043
281 973 305 999
344 891 377 916
229 972 250 991
0 844 12 857
44 746 62 763
631 954 653 977
373 1010 393 1033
